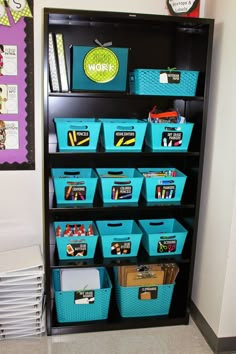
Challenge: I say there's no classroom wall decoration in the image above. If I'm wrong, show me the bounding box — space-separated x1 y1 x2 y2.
0 0 34 170
167 0 200 17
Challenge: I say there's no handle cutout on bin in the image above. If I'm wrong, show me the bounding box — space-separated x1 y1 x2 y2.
64 171 81 176
113 237 130 241
66 181 85 185
114 180 131 185
107 223 123 227
107 171 124 175
69 125 88 129
149 222 164 226
160 235 176 240
117 125 134 130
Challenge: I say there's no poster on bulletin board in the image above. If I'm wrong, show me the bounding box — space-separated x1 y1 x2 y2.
0 0 34 170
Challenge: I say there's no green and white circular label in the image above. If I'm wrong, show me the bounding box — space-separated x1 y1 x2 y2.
83 47 119 83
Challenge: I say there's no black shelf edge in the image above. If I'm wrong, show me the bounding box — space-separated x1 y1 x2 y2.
49 244 191 268
48 202 196 215
50 314 189 335
49 151 200 158
48 92 204 100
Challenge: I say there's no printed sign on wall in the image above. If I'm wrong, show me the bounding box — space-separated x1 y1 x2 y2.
0 0 34 169
167 0 200 17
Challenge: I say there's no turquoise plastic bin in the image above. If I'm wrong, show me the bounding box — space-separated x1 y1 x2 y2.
96 168 144 204
52 168 98 206
54 221 99 260
53 268 112 323
129 69 199 96
145 122 194 152
99 118 147 152
71 46 129 92
138 219 188 256
54 118 101 152
138 167 187 203
96 220 142 258
114 268 175 317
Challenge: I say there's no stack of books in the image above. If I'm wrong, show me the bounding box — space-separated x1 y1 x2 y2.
0 245 45 340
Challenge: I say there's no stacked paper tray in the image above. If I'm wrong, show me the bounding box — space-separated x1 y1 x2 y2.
0 245 45 340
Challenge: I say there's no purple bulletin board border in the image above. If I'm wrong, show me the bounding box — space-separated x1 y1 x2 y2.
0 0 35 170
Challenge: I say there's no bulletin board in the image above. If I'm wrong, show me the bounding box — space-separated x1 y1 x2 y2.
0 0 34 170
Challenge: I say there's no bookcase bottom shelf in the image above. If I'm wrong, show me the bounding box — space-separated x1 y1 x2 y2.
49 311 189 336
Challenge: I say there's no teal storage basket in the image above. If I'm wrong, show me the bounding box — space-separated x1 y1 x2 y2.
114 268 174 317
138 168 187 203
129 69 199 96
96 220 142 258
53 268 112 323
52 168 98 207
54 118 101 152
138 219 188 256
96 168 144 204
145 122 194 152
54 221 99 260
71 46 129 92
99 118 147 152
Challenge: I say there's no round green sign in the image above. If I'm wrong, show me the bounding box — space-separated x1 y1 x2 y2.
83 47 119 83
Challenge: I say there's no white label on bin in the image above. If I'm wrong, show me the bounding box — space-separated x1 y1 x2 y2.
162 132 183 147
68 131 90 147
160 71 181 84
158 240 177 253
66 243 88 257
156 185 176 199
74 290 95 304
111 241 131 255
111 185 133 200
65 186 86 200
138 287 157 300
114 131 136 147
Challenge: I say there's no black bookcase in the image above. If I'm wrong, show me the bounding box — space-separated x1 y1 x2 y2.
43 8 214 335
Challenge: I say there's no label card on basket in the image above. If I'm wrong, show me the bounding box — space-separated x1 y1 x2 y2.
67 131 90 147
160 71 181 84
138 287 158 300
66 243 88 257
114 131 136 147
65 186 86 200
111 186 133 200
74 290 95 304
162 132 183 147
111 242 131 255
158 240 177 253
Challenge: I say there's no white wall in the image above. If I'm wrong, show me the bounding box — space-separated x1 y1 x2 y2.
192 0 236 338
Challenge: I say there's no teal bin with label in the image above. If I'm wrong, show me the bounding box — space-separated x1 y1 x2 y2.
52 168 98 207
53 267 112 323
138 219 188 256
96 220 142 258
129 69 199 96
138 167 187 203
54 221 99 260
71 46 129 92
99 118 147 152
145 122 194 152
96 168 144 204
54 118 101 152
114 268 175 317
